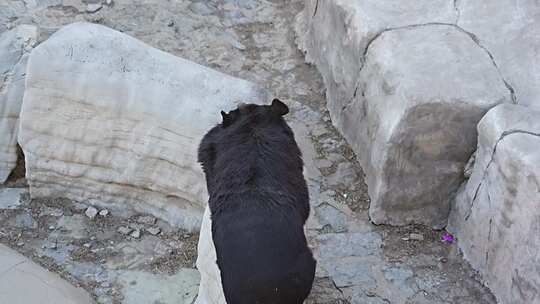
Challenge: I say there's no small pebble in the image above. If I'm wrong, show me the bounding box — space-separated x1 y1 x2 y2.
48 225 55 230
409 233 424 241
146 227 161 235
99 209 109 216
440 257 448 263
167 20 174 27
90 236 96 241
17 242 24 247
83 243 91 248
130 229 141 238
85 206 98 219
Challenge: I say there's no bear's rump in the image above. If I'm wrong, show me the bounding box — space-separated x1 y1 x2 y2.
212 208 315 303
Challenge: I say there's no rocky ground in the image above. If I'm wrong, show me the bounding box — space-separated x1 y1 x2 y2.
1 0 497 303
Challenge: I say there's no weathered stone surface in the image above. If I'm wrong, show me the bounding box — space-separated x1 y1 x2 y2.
298 5 511 227
0 25 38 183
296 1 512 227
0 244 95 304
10 211 37 229
195 206 226 304
458 0 540 109
0 2 502 303
19 22 268 230
362 26 510 227
0 187 27 209
57 214 89 239
295 0 456 126
117 269 199 304
0 2 27 33
449 104 540 304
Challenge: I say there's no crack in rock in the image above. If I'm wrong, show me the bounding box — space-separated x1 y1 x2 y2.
338 21 517 121
361 23 517 104
486 215 493 266
0 53 24 96
453 0 461 24
1 28 36 97
451 27 518 104
0 260 26 279
324 276 352 303
340 82 361 113
464 129 540 220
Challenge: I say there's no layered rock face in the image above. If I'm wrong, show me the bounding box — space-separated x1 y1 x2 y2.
295 1 512 227
19 22 268 230
0 25 38 183
449 104 540 304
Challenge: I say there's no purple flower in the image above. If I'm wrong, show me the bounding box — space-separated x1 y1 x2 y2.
441 232 454 243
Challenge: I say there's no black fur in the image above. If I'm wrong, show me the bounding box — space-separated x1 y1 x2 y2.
198 99 316 304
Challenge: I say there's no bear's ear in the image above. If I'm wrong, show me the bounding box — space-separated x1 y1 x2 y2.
271 98 289 116
221 111 232 128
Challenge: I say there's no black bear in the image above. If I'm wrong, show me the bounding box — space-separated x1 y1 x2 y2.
198 99 316 304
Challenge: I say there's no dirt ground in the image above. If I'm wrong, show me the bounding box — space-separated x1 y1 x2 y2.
1 0 497 303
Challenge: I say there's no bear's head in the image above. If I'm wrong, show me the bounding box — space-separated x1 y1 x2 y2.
219 98 289 129
198 98 295 192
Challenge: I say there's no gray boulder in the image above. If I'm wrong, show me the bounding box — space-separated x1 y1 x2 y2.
360 25 510 227
449 104 540 304
296 1 512 227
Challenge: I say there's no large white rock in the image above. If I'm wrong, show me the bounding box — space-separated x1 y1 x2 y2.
19 22 268 230
295 1 513 227
0 25 38 183
449 104 540 304
458 0 540 109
